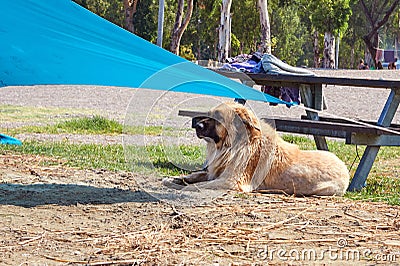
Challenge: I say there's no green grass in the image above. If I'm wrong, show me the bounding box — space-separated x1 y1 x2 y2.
1 128 399 205
2 116 122 135
2 115 187 137
55 115 122 134
0 105 98 124
0 140 204 176
0 104 184 136
0 140 128 171
346 175 400 205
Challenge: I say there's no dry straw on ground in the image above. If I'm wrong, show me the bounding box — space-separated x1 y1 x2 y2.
1 154 400 265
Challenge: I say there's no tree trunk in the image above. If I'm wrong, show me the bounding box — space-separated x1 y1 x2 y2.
350 29 356 68
323 32 335 69
313 30 320 68
170 0 194 55
350 47 355 69
123 0 138 33
258 0 271 54
362 33 378 67
157 0 165 47
217 0 232 62
397 15 400 59
365 50 373 67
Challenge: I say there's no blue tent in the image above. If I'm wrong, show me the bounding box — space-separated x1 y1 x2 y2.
0 0 292 145
0 0 290 103
0 134 22 145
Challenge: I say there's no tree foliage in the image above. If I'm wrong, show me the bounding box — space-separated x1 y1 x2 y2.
340 1 367 68
310 0 352 36
73 0 400 69
170 0 194 55
73 0 124 26
231 1 260 54
269 0 309 66
181 0 220 60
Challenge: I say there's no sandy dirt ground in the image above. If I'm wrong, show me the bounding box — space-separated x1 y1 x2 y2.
1 69 400 265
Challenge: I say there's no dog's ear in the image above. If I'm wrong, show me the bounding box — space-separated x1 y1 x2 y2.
235 108 261 132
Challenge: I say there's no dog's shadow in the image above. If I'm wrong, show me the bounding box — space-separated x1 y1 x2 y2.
0 183 158 207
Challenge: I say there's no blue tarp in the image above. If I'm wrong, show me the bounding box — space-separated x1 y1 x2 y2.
0 134 22 145
0 0 290 105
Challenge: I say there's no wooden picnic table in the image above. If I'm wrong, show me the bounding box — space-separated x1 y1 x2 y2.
183 69 400 192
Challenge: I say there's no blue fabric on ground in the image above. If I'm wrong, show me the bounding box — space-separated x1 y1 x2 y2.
0 0 291 106
0 134 22 145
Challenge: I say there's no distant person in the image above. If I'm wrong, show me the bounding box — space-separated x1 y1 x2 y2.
256 41 266 54
358 59 366 70
388 58 398 70
377 61 383 70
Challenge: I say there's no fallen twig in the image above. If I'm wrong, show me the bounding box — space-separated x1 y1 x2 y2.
18 233 45 246
43 255 145 265
263 207 312 230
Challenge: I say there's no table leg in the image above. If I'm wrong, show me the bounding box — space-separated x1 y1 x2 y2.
300 84 329 151
348 88 400 191
235 79 255 105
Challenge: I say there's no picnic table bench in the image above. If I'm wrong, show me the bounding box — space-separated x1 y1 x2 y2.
179 69 400 192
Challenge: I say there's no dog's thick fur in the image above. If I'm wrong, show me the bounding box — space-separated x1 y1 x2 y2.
163 102 350 196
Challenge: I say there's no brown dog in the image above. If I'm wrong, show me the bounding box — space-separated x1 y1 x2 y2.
163 102 350 196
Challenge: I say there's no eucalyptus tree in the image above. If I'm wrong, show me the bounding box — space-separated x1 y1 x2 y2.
123 0 137 33
258 0 272 54
170 0 194 55
309 0 352 68
218 0 233 62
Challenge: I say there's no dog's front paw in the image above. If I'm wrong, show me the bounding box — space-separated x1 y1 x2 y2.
162 177 187 190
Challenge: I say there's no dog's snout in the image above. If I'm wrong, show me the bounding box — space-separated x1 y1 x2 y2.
195 121 205 130
192 116 208 129
191 116 220 143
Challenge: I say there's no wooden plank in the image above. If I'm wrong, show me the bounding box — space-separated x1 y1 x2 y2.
213 70 400 90
178 110 207 118
269 122 347 138
179 110 398 137
180 110 399 136
263 117 396 136
348 133 400 146
301 115 400 130
300 84 329 150
312 84 324 111
245 72 400 89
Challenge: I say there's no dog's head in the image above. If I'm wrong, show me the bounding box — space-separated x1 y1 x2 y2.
192 102 261 148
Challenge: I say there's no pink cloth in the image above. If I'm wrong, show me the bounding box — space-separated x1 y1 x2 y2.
375 49 383 62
